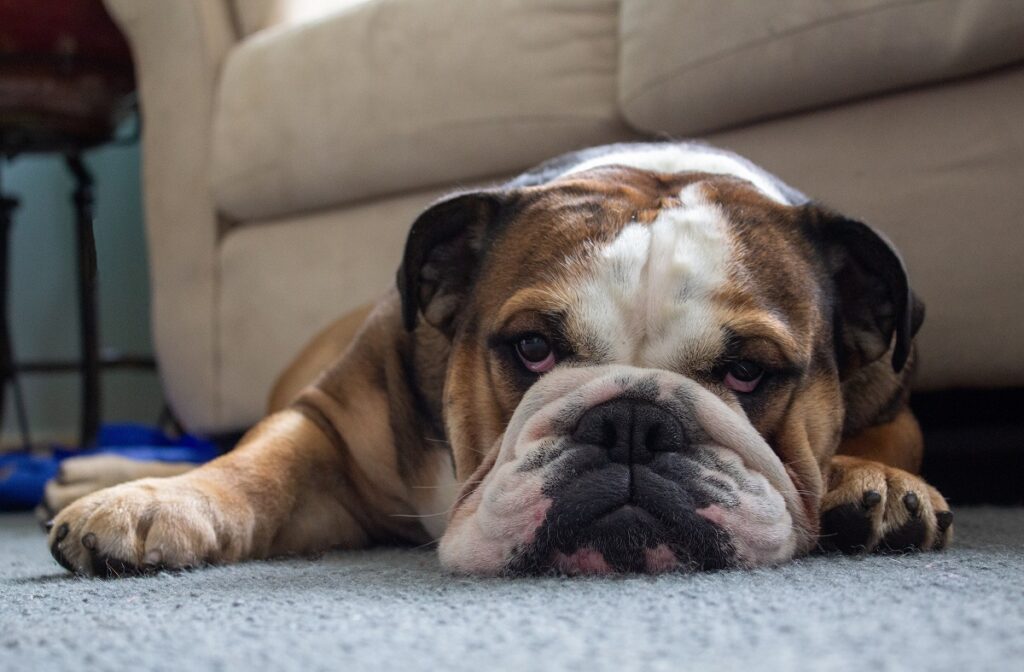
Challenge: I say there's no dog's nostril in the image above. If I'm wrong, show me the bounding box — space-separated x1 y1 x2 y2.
572 399 684 464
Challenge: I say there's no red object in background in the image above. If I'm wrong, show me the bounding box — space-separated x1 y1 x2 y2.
0 0 136 152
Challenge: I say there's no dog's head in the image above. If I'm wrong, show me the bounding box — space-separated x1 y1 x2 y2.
398 160 922 575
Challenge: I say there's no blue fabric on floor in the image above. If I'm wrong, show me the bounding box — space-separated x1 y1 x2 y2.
0 424 217 510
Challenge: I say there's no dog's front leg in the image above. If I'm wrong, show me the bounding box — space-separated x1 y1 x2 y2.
47 407 380 577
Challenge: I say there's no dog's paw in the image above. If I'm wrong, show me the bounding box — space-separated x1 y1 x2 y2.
36 455 196 525
47 477 251 577
818 455 953 554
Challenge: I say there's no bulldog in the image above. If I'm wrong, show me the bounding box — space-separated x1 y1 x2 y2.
47 142 953 577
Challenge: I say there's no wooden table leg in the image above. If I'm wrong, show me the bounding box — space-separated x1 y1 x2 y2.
65 153 100 448
0 164 32 449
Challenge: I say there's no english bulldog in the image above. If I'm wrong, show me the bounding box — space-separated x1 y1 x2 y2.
48 142 953 577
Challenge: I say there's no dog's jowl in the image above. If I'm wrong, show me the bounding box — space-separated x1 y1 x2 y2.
48 142 952 577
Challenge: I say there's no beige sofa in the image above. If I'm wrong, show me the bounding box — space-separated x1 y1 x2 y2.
105 0 1024 435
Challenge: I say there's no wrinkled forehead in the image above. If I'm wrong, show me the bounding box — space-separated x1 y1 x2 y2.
476 167 819 367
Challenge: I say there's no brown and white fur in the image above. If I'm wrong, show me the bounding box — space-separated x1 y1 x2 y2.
47 142 951 577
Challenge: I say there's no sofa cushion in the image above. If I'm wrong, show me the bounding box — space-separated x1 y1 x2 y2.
212 0 626 222
216 184 450 427
620 0 1024 136
214 67 1023 430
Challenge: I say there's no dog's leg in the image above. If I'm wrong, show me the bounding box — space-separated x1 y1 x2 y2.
819 408 953 553
47 296 445 577
836 407 924 474
46 400 428 576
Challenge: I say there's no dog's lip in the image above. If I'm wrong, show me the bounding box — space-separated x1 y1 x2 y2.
548 500 663 539
559 488 661 528
532 463 713 542
543 470 716 543
589 502 661 528
520 496 731 574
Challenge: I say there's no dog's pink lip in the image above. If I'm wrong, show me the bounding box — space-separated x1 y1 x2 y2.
554 548 612 575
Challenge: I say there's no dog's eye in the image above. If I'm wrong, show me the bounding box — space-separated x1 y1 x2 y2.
724 360 764 393
515 335 555 373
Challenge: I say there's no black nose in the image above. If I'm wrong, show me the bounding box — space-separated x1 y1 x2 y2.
572 399 684 464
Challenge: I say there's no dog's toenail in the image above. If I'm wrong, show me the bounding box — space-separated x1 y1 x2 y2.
862 490 882 509
144 550 162 567
82 533 97 551
936 510 954 531
56 523 69 542
903 492 920 516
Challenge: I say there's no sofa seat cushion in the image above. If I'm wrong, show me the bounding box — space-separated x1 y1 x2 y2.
620 0 1024 136
212 0 626 222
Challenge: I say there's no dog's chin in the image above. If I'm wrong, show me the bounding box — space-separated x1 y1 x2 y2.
438 365 813 576
509 494 735 576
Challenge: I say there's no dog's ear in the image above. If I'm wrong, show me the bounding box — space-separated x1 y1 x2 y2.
397 190 507 334
805 206 925 375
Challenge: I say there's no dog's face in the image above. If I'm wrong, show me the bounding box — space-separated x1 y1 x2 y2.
399 164 919 575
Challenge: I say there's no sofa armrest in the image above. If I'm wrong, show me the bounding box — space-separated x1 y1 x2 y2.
103 0 237 433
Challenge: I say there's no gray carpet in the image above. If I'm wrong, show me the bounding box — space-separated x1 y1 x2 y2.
2 508 1023 672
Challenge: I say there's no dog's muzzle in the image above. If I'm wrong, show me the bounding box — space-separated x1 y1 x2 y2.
439 365 814 575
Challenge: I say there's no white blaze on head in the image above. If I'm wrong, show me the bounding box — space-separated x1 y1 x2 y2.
571 183 731 371
559 145 790 205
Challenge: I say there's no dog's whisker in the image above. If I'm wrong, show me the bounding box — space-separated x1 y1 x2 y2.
409 539 441 551
389 511 451 519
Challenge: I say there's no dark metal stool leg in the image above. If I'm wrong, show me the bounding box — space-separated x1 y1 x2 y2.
0 164 31 449
65 153 100 448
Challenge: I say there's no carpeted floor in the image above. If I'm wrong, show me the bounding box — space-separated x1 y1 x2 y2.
2 508 1023 672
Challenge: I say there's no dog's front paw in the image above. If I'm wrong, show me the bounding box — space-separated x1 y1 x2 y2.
47 477 251 577
818 455 953 554
37 455 196 523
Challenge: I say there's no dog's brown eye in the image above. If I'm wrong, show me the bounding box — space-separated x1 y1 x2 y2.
516 335 555 373
724 360 764 393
